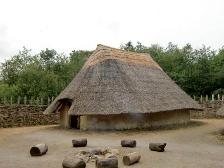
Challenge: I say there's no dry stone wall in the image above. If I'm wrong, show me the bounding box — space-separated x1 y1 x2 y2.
0 105 59 128
190 101 224 119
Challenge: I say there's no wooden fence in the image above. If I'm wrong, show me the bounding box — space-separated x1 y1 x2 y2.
0 94 223 106
193 94 224 103
0 96 55 106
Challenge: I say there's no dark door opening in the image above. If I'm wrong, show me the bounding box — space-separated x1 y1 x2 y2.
70 115 80 129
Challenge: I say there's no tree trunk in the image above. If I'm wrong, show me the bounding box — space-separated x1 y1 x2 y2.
121 139 136 147
95 158 118 168
62 157 86 168
149 143 166 152
123 152 141 165
72 138 87 147
30 144 48 156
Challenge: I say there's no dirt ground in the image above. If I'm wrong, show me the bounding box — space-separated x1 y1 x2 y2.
0 119 224 168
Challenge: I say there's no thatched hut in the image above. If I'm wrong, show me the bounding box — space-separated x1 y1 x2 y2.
44 44 201 130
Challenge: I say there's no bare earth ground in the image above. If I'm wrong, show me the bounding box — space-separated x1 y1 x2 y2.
0 119 224 168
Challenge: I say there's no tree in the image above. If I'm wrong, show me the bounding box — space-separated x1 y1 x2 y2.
1 47 33 86
120 41 135 51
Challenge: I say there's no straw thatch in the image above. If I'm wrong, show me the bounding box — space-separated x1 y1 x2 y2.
44 44 201 115
217 105 224 116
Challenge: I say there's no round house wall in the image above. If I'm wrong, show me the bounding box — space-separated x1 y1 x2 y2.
79 110 190 130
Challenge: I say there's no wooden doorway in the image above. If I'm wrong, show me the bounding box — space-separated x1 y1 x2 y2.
58 100 72 128
70 115 80 129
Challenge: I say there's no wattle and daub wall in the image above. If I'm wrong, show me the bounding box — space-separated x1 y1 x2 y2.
0 101 223 128
80 110 190 130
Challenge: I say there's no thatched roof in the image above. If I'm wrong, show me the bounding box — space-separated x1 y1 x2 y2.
44 44 201 115
217 105 224 116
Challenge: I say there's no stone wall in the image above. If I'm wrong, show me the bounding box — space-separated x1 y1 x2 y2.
0 105 59 128
190 101 224 119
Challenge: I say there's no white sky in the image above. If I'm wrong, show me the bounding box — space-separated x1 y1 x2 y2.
0 0 224 62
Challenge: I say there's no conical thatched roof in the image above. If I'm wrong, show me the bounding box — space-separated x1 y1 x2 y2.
44 44 201 115
217 105 224 116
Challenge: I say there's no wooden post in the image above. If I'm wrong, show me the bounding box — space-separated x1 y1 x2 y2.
40 97 43 105
212 94 214 101
24 96 27 105
222 95 224 102
30 97 33 105
10 96 13 105
36 97 39 106
200 95 203 102
48 97 50 105
193 95 196 101
218 94 220 101
205 95 208 102
17 96 21 105
3 96 7 105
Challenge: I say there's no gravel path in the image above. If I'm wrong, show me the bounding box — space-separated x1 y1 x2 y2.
0 119 224 168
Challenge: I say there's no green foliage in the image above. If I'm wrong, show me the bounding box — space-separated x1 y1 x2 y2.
1 47 34 86
120 41 135 51
0 48 91 99
0 42 224 99
68 50 92 79
0 82 18 98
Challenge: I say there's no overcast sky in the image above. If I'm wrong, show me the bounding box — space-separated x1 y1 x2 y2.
0 0 224 62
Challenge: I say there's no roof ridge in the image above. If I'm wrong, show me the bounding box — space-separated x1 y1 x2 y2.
82 44 163 71
96 44 150 56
